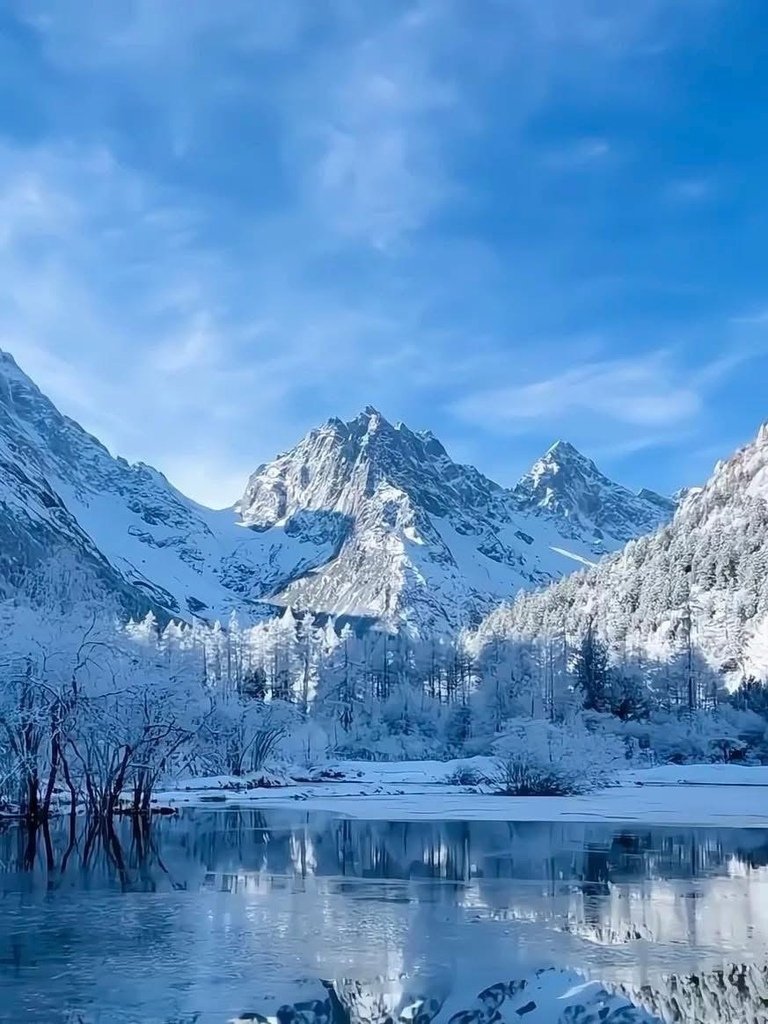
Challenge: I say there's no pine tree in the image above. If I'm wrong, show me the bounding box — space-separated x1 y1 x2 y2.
575 620 611 713
731 676 768 718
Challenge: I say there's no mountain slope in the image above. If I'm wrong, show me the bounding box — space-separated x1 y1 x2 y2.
237 408 673 631
0 351 337 620
0 350 674 631
473 423 768 682
512 440 675 549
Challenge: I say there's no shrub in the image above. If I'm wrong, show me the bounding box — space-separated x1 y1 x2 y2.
491 754 579 796
637 707 766 765
486 718 629 796
445 764 486 787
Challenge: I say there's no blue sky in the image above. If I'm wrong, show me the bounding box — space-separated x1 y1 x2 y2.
1 0 768 507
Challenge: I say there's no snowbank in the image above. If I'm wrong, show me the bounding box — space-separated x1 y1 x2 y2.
155 759 768 827
620 762 768 787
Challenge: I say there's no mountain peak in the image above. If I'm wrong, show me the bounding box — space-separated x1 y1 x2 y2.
477 417 768 685
322 409 446 453
518 440 599 497
355 405 385 429
542 439 599 473
513 439 673 548
546 438 583 458
238 407 499 529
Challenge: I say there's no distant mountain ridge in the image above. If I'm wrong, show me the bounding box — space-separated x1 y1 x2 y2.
0 350 675 631
511 439 676 548
473 421 768 683
0 350 337 621
237 407 674 630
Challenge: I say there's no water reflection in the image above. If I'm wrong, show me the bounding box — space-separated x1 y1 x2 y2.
6 811 767 886
1 812 767 1023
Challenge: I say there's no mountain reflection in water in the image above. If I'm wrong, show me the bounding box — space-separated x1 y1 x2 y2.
0 811 767 1023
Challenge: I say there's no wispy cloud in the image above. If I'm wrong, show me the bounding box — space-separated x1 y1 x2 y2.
540 137 613 171
453 352 702 433
664 176 718 203
730 307 768 326
294 8 461 248
0 140 250 473
150 312 223 375
0 0 754 506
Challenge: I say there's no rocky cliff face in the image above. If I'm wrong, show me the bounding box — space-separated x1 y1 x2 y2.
511 440 673 549
237 409 673 631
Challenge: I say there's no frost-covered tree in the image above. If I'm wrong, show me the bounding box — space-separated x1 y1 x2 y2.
574 621 611 713
470 424 768 715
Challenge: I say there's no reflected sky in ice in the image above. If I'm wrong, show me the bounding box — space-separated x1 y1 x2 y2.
1 811 767 1023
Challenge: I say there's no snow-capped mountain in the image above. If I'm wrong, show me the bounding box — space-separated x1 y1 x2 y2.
0 350 674 631
512 440 675 549
250 970 660 1024
474 422 768 681
0 350 338 620
236 408 673 631
235 965 768 1024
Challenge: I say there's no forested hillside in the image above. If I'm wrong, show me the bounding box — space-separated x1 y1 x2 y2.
473 423 768 699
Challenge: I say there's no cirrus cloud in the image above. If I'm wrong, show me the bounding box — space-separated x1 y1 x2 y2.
453 351 720 433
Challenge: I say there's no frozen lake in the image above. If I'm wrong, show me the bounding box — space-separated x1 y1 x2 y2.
1 810 768 1023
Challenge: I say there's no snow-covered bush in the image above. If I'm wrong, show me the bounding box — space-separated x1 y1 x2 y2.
443 703 474 755
331 689 446 761
488 719 630 796
273 718 329 768
589 705 768 765
199 697 298 776
444 763 486 786
491 753 574 796
338 724 442 762
639 707 765 764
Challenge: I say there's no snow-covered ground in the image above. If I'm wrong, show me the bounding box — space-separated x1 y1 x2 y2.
155 759 768 827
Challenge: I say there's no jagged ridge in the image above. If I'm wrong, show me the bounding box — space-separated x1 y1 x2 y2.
511 439 674 548
0 351 674 631
238 408 673 631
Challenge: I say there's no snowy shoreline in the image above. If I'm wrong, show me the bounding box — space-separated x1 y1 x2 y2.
153 760 768 828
